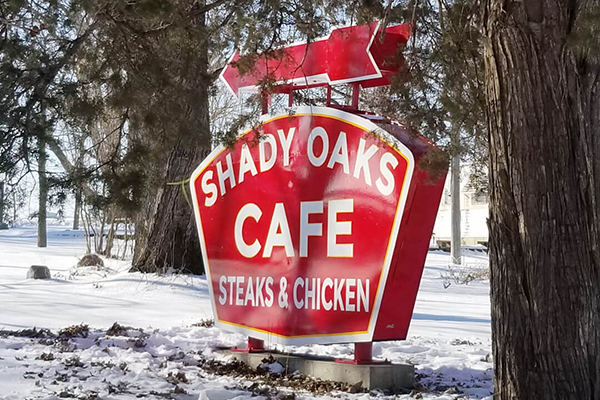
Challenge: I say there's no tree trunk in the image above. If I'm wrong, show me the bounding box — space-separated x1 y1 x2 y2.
104 209 117 257
122 217 130 260
12 190 16 227
38 137 48 248
484 1 600 398
73 189 81 230
131 3 211 275
82 206 92 254
450 143 461 265
97 211 106 253
131 144 209 274
0 181 5 228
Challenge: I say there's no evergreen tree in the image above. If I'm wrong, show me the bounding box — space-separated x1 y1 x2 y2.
2 0 376 272
0 0 102 240
73 0 377 274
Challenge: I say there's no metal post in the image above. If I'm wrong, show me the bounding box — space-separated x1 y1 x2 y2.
351 83 360 108
232 336 265 353
326 85 332 106
335 342 389 365
261 92 270 115
288 89 293 107
354 342 373 363
248 337 265 351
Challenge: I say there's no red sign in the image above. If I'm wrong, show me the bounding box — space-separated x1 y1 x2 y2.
220 22 411 96
190 107 445 345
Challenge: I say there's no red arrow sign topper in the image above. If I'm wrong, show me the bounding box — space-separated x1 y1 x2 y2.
220 21 411 96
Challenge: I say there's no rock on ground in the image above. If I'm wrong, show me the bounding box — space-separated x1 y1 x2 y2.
77 254 104 268
26 265 51 279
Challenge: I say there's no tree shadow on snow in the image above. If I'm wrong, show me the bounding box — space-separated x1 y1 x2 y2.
411 313 490 324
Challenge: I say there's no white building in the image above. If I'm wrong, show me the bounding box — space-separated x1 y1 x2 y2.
432 166 489 248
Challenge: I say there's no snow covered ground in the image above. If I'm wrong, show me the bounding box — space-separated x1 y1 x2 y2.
0 226 493 399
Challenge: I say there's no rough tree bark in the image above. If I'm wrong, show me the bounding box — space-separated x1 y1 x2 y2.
37 137 47 248
130 5 211 275
484 0 600 398
0 181 5 228
450 135 461 265
132 144 209 274
73 189 81 230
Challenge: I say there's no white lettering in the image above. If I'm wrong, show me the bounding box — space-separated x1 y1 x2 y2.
322 278 333 310
308 127 329 167
357 279 369 312
235 276 245 306
238 144 258 183
255 277 265 307
334 278 345 311
216 153 236 196
201 170 218 207
353 138 378 186
259 134 277 172
327 199 354 257
294 278 304 309
277 128 295 167
218 276 227 305
345 278 356 312
265 277 274 307
305 278 317 309
327 131 349 174
376 152 399 196
244 277 255 306
234 203 262 258
263 203 295 257
217 275 368 312
228 276 236 305
299 201 323 257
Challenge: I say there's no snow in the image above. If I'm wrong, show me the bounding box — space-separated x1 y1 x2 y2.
259 360 286 375
0 226 493 399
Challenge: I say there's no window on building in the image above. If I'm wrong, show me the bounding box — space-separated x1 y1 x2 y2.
471 192 489 205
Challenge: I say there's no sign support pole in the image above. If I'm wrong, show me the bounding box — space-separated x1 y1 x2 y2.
261 92 270 114
354 342 373 363
351 83 360 108
336 342 390 365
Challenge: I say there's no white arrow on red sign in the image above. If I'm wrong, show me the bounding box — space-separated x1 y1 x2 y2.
220 21 411 97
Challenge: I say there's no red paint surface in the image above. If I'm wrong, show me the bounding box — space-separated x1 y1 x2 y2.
220 22 411 96
190 108 446 345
